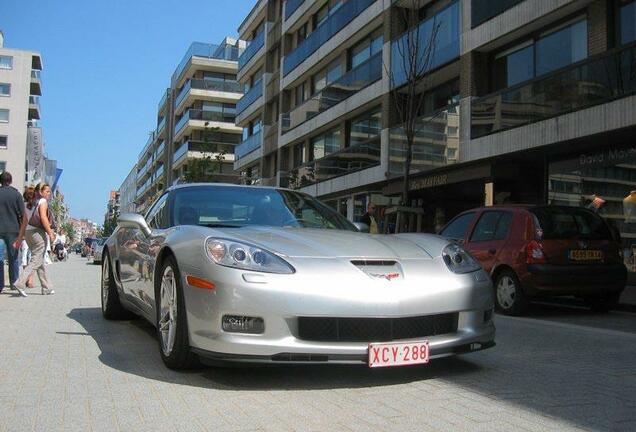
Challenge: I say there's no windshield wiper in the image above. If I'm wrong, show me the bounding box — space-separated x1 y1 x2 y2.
201 223 244 228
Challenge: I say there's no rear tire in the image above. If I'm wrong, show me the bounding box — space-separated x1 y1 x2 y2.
494 270 528 316
156 255 197 369
101 251 134 320
585 292 620 313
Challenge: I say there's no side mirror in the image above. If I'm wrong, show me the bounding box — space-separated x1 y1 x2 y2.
118 213 152 237
353 222 370 233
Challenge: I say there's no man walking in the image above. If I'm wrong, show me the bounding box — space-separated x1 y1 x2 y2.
0 172 28 296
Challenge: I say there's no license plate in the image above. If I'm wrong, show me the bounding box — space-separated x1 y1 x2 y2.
368 341 429 368
569 250 603 261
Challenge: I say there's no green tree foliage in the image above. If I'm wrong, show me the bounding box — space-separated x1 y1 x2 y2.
100 216 118 238
183 123 226 183
61 222 76 243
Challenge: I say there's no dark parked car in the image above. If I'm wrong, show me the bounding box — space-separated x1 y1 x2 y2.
439 205 626 315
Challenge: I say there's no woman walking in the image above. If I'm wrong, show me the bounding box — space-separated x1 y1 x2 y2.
14 183 56 296
19 186 36 289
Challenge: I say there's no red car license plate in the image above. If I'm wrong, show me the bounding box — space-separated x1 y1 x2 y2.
368 341 429 368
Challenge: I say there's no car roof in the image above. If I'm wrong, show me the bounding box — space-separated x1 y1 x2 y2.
166 182 297 193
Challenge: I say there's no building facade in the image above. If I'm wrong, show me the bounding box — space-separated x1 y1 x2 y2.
118 165 137 214
0 31 44 192
134 38 244 213
233 0 636 281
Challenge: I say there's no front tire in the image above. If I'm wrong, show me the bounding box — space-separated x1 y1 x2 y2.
494 270 528 316
101 251 133 320
156 255 197 369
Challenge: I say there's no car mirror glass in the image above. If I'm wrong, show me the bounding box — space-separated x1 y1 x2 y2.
118 213 152 237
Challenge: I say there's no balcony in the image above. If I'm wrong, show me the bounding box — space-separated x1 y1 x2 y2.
389 104 460 176
283 0 375 77
157 116 166 136
471 42 636 139
235 130 263 159
263 122 279 155
236 78 264 117
281 52 382 133
267 19 282 50
136 156 154 182
285 0 305 21
175 78 242 111
158 90 168 112
153 165 165 184
281 138 381 189
139 131 156 160
238 30 265 72
174 109 236 136
173 140 238 168
30 70 42 96
155 141 165 161
28 96 41 120
172 42 241 86
391 1 460 88
173 142 190 167
471 0 525 28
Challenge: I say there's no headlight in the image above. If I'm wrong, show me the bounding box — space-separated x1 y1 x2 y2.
205 238 295 274
442 244 481 274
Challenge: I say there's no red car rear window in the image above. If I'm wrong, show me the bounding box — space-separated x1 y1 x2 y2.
530 207 612 240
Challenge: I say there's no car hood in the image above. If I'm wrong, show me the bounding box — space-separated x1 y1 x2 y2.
209 227 434 259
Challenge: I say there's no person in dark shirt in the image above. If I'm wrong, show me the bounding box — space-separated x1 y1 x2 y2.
0 172 28 295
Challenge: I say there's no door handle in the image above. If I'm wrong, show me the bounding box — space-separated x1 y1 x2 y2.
488 248 497 255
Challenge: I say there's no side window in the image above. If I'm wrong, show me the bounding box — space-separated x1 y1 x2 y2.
494 212 513 240
440 212 476 240
470 212 502 242
146 194 169 229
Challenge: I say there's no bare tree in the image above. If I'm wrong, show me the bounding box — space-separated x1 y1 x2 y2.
385 0 441 207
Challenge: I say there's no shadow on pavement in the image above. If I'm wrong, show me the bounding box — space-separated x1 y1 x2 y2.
66 306 484 391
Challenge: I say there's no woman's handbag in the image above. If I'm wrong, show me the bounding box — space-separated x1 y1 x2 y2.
28 200 52 230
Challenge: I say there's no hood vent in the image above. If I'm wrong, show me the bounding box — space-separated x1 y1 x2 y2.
351 260 403 281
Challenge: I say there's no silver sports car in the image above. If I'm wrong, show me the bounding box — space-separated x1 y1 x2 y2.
101 184 495 369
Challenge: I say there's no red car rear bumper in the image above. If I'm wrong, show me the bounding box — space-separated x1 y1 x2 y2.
522 263 627 297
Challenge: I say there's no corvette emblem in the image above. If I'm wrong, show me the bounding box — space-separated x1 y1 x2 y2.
369 272 401 281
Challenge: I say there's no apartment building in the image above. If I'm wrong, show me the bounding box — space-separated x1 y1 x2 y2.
234 0 636 278
118 165 137 214
0 31 44 192
135 38 244 212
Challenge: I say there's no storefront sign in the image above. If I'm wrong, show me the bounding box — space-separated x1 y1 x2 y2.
26 127 44 183
579 146 636 167
410 174 448 190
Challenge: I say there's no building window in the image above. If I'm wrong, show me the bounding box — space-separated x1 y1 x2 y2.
349 107 381 148
311 127 341 160
620 0 636 44
0 161 5 173
0 136 6 149
0 83 9 96
0 56 12 70
493 18 588 90
0 109 8 122
312 59 342 94
314 0 344 29
292 142 305 167
350 29 383 69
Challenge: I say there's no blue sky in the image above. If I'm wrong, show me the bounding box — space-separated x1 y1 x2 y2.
2 0 254 223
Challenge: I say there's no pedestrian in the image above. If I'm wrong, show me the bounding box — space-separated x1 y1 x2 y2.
360 202 380 234
19 186 36 288
0 172 28 295
14 182 56 296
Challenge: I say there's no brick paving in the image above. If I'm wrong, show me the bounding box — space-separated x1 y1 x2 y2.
1 254 635 432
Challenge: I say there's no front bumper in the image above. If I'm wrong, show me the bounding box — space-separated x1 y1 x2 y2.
180 256 495 364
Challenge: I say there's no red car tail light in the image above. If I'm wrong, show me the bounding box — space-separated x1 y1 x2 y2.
526 240 546 264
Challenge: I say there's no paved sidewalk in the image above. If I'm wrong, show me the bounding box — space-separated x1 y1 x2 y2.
1 255 636 432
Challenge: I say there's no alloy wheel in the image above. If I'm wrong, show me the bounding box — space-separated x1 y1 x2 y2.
497 276 516 309
159 266 177 356
101 258 110 311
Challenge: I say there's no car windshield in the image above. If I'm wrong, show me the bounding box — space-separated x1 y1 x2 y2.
530 207 612 240
172 186 358 231
97 238 107 246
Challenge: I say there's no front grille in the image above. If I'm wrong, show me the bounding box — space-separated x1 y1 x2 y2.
297 313 459 342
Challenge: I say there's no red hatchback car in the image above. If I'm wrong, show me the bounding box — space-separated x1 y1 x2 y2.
439 205 627 315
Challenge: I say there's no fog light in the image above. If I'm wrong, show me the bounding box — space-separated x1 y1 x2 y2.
222 315 264 334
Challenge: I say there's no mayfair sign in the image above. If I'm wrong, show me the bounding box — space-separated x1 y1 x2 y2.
410 174 448 190
579 146 636 167
27 127 44 183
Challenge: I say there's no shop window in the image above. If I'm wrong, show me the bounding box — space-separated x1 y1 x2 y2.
620 0 636 44
492 18 587 90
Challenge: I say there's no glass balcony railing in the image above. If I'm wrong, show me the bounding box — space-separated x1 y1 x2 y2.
471 42 636 139
391 1 460 88
139 132 156 160
31 70 41 80
283 0 375 77
173 142 189 165
158 91 168 111
173 140 237 166
238 30 265 71
235 130 262 160
29 96 40 106
281 138 381 189
174 109 236 135
172 42 242 84
154 165 164 182
285 0 305 20
236 78 263 116
155 141 165 159
281 52 382 133
175 79 243 109
157 117 166 135
389 104 460 176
